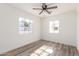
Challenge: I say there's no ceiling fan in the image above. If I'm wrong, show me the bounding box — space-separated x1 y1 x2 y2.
33 3 57 15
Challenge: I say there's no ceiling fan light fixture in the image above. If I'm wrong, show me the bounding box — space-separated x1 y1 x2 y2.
33 3 57 15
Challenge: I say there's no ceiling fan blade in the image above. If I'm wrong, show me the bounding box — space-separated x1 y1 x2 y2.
42 3 46 6
47 6 57 9
47 3 55 6
42 3 46 8
46 10 51 14
39 10 43 15
33 8 42 10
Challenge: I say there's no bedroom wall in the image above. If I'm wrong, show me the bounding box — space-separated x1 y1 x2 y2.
77 5 79 52
0 3 77 54
0 4 40 53
41 10 76 46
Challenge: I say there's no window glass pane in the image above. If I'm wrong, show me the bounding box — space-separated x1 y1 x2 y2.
49 20 59 33
19 17 32 34
24 19 32 33
49 21 54 33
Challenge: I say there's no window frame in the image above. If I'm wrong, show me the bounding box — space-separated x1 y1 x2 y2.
49 20 59 34
19 17 33 34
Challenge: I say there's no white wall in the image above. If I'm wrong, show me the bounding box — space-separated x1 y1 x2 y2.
41 10 76 46
77 5 79 52
0 4 40 53
0 3 78 54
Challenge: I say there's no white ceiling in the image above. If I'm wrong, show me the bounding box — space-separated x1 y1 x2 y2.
7 3 77 18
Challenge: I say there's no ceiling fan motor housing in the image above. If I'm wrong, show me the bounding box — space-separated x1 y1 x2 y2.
42 4 47 10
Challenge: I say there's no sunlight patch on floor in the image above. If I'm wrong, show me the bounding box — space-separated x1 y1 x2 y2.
30 45 54 56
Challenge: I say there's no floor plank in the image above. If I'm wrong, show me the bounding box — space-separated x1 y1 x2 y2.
17 40 79 56
0 40 78 56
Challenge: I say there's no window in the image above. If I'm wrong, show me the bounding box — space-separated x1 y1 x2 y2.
49 20 59 33
19 17 32 34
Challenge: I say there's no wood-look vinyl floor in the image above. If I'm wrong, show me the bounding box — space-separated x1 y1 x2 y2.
17 40 79 56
